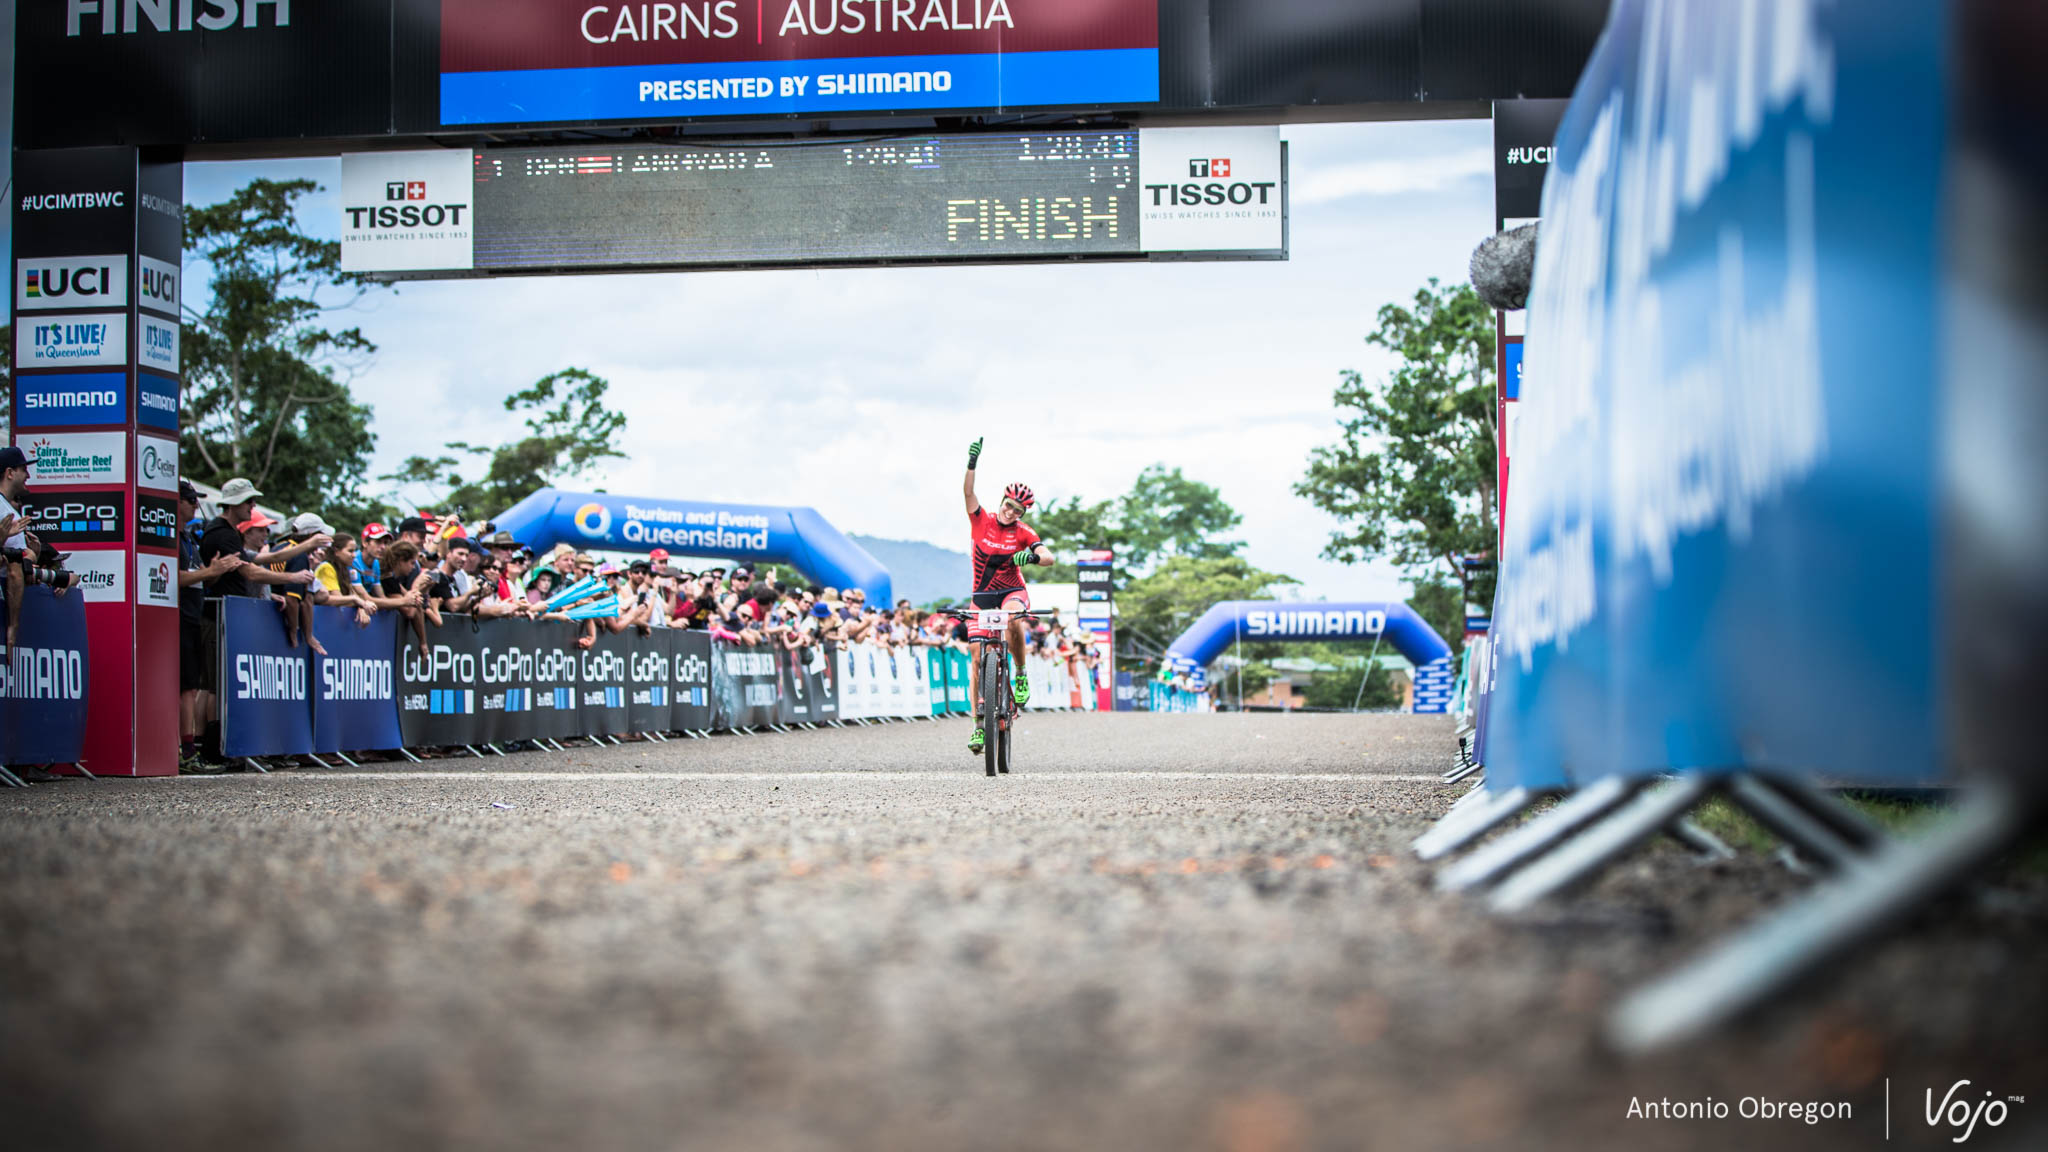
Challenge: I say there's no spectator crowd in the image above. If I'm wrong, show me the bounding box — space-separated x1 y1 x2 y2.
171 476 1104 773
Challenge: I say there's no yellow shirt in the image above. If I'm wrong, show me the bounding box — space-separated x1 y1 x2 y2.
314 562 343 593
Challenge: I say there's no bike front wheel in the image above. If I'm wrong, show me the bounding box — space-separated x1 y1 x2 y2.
981 645 1006 778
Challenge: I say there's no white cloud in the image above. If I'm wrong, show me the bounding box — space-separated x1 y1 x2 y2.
1293 148 1494 206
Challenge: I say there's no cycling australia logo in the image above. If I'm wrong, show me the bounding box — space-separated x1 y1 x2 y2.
138 437 181 494
574 503 613 540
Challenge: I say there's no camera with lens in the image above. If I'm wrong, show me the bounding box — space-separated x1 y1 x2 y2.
2 544 77 592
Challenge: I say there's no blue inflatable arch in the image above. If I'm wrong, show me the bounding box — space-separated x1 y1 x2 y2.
1163 600 1457 713
491 489 892 603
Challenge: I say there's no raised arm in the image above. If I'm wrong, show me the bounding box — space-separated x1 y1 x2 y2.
963 436 983 517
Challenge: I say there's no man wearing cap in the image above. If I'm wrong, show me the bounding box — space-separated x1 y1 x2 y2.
192 478 318 765
175 480 240 772
648 547 671 576
0 444 33 554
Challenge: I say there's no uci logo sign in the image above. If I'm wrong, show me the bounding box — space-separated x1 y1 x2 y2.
17 255 128 311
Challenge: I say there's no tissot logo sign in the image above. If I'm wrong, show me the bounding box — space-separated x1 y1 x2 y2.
1137 126 1283 252
16 256 129 312
340 150 476 273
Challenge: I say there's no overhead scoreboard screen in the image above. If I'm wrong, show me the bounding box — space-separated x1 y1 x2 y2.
342 127 1286 277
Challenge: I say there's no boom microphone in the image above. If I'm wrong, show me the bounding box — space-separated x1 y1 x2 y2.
1470 222 1539 311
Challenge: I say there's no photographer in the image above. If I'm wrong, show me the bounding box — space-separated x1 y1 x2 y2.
2 445 74 652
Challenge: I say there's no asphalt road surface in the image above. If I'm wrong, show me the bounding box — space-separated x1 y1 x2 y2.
1 713 2041 1151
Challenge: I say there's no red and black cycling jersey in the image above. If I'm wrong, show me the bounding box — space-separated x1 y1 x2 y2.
969 504 1041 594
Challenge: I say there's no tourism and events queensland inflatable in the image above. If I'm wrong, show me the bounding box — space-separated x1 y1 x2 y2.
491 489 891 603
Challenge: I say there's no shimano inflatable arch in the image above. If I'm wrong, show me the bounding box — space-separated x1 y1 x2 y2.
492 489 891 603
1162 601 1455 713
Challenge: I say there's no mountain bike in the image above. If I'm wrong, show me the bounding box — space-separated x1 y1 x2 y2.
944 606 1048 777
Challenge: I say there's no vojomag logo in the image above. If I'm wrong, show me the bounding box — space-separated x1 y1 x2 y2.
1928 1081 2024 1143
574 503 613 539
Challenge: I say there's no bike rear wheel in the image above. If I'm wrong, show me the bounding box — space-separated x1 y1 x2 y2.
981 644 1005 778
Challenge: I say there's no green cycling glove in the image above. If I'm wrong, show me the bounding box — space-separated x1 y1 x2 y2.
967 436 984 470
1010 546 1036 567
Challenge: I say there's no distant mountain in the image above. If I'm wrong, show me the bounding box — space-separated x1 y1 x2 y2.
849 534 972 607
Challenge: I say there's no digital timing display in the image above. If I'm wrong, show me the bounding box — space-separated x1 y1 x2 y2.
471 130 1142 272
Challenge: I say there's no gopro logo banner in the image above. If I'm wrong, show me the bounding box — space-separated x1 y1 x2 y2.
17 256 128 312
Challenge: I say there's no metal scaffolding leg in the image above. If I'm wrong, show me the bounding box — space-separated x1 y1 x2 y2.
1488 775 1720 914
1664 817 1736 862
1608 789 2022 1053
71 761 98 781
1413 786 1547 862
394 747 423 763
1443 759 1484 786
1438 775 1642 892
244 757 270 774
0 766 25 788
1766 774 1885 851
334 751 360 767
1725 775 1866 872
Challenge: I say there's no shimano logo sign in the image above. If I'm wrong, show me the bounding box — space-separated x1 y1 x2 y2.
321 657 393 702
66 0 291 36
235 653 307 701
2 645 87 700
25 390 117 409
1244 609 1387 638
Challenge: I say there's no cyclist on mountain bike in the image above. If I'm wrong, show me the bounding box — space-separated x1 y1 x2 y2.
963 436 1052 755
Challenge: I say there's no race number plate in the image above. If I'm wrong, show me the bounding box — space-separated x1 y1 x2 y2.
978 609 1006 630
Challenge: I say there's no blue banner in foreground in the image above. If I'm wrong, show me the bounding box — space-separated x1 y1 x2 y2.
218 595 314 759
1 586 90 765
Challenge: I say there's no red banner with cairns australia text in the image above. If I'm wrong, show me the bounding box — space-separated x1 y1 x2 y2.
439 0 1158 125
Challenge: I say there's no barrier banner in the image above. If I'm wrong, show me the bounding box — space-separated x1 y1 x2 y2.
670 629 715 731
218 595 315 758
311 607 402 754
904 648 934 717
927 646 948 717
717 644 780 729
884 647 911 718
471 620 558 744
944 648 972 715
777 643 815 725
398 617 486 748
1 585 90 766
1114 670 1135 711
834 644 862 720
626 629 673 733
807 642 839 723
580 629 633 736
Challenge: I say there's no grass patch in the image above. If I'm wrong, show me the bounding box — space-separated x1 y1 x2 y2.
1688 796 1777 856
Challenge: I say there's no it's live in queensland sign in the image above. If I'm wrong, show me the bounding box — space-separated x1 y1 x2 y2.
438 0 1158 125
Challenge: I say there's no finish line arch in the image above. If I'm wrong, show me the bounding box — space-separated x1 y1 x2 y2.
492 489 892 604
1163 601 1456 713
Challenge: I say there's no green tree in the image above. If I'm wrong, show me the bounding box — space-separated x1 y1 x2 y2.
382 368 627 521
1034 463 1243 579
181 178 385 514
1115 554 1297 657
1301 661 1404 711
1295 278 1498 640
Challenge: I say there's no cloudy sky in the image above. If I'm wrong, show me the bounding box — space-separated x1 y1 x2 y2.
8 81 1493 602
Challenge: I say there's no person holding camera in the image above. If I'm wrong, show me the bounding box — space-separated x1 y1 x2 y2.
2 445 81 659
